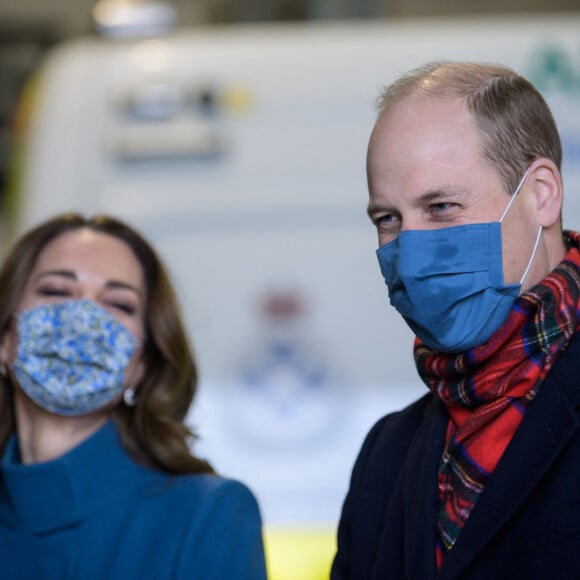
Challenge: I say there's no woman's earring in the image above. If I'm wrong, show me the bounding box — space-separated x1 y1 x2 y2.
123 387 136 407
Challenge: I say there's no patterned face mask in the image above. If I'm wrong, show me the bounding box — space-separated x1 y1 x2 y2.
12 300 139 416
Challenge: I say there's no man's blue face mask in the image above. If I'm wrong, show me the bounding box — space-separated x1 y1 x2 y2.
376 169 542 353
12 300 138 416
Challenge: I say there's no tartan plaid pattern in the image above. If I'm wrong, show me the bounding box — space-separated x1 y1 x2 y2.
414 231 580 566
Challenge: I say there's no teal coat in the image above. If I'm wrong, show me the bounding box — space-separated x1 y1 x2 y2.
0 421 267 580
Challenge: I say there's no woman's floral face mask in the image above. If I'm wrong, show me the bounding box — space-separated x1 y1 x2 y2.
12 300 138 416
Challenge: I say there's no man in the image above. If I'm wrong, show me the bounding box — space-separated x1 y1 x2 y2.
332 61 580 579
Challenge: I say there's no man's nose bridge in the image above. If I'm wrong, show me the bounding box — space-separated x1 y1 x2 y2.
400 213 423 232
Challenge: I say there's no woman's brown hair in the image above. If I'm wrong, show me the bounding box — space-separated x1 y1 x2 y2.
0 212 213 475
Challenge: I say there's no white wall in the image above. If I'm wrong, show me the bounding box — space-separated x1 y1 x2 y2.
11 15 580 529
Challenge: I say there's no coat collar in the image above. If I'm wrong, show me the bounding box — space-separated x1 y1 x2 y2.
382 333 580 579
0 421 151 534
437 332 580 578
402 396 448 578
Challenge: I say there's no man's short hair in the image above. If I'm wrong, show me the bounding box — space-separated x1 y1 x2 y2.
377 61 562 193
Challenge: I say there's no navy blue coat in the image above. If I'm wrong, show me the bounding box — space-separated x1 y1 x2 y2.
332 333 580 579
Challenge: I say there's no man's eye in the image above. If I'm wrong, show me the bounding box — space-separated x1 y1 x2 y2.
431 202 455 213
376 214 398 227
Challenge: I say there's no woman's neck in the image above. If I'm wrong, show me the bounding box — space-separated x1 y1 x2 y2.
13 389 109 464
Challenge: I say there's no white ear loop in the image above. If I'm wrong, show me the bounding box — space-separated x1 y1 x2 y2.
497 167 542 286
519 225 543 285
499 167 532 223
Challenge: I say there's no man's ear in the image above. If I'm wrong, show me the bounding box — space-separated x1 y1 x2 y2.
530 158 563 228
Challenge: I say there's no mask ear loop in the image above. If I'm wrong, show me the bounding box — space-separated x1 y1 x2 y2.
499 167 532 223
498 167 541 286
520 225 543 286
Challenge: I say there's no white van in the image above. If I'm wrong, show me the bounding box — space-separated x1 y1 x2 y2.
8 15 580 579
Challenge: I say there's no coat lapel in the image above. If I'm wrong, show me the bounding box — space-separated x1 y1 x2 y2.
402 396 448 579
438 337 580 578
369 396 448 580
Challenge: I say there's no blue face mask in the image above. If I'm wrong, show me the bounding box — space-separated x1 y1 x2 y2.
376 170 542 353
12 300 138 416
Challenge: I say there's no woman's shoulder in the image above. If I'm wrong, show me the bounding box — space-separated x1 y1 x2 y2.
105 471 266 579
145 472 262 521
165 475 267 579
169 473 259 505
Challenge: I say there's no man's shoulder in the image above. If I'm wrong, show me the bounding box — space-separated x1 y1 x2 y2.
350 393 440 485
365 393 437 448
332 391 444 577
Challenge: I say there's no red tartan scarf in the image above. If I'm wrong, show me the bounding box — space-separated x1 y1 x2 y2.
414 231 580 567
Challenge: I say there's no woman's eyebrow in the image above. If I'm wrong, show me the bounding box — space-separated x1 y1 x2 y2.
105 280 142 296
32 270 77 282
32 270 141 297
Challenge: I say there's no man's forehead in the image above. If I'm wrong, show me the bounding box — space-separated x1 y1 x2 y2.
376 92 466 123
368 97 486 181
372 94 474 142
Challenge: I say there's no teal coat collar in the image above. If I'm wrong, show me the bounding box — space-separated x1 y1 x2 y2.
0 421 154 535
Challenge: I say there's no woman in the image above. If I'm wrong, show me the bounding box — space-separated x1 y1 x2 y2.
0 213 267 579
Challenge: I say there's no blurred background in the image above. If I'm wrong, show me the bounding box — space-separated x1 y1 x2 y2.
2 0 580 213
1 2 580 579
